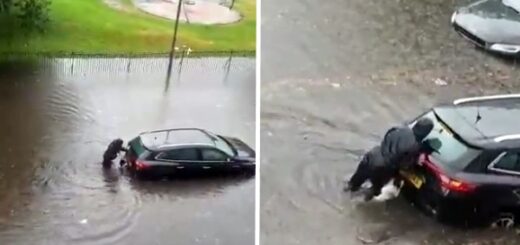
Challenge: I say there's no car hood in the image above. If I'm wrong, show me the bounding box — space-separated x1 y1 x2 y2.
455 0 520 44
223 136 255 160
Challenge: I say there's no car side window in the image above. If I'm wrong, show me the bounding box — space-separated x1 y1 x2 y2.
493 152 520 173
159 148 199 161
201 148 228 162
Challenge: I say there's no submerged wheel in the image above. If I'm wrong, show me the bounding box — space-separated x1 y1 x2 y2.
491 213 515 229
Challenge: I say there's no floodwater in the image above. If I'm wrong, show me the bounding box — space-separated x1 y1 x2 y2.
0 56 255 245
261 0 520 244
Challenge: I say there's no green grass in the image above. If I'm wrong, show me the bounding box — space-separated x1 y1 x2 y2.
0 0 256 56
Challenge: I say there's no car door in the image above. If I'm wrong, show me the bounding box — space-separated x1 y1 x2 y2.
485 151 520 208
154 147 201 175
199 147 233 173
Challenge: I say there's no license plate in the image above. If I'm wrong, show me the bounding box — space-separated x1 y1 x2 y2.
400 170 424 189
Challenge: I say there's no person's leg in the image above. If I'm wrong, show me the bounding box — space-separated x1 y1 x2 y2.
364 178 384 201
102 152 117 168
344 155 371 192
102 158 113 168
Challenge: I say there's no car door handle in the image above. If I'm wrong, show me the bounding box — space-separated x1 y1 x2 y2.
202 166 211 170
176 166 185 169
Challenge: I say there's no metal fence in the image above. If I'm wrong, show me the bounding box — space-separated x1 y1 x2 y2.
0 50 255 84
0 50 255 58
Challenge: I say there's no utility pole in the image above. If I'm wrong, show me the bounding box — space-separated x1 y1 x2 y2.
165 0 184 92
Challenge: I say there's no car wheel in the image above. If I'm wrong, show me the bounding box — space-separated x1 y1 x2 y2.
491 212 515 229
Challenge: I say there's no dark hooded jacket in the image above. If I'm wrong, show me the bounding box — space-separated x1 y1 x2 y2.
103 139 126 161
380 118 434 170
363 145 386 169
380 126 420 170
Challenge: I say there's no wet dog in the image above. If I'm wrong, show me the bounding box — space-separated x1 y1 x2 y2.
344 176 403 202
372 178 403 202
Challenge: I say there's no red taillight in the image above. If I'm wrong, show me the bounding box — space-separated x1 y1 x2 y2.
128 156 136 164
135 160 150 171
421 155 476 193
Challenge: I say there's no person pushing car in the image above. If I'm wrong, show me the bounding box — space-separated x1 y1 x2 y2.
344 117 434 201
102 138 128 168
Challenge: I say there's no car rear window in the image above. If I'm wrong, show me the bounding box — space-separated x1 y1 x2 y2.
214 136 234 156
129 137 147 156
414 111 481 170
203 131 234 156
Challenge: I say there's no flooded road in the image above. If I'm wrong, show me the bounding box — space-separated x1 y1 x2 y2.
261 0 520 244
0 57 255 245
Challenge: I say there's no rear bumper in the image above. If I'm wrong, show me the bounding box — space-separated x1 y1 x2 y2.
130 166 177 179
133 169 163 179
401 183 484 223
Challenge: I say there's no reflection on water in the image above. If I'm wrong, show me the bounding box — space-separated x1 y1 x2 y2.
0 57 255 245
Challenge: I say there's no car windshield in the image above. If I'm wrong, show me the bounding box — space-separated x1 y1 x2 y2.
503 0 520 13
414 111 481 170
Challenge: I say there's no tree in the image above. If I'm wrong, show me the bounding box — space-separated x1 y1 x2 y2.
15 0 50 30
0 0 14 13
0 0 50 31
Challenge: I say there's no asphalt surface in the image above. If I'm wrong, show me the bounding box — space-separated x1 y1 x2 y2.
261 0 520 244
0 57 255 245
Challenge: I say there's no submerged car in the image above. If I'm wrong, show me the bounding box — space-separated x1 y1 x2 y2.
400 94 520 227
124 128 255 178
451 0 520 56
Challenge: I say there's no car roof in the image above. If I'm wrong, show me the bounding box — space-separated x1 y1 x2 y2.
434 94 520 150
138 128 217 151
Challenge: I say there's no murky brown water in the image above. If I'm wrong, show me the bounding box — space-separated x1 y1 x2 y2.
0 57 255 245
261 0 520 244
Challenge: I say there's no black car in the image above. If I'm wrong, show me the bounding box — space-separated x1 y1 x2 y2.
451 0 520 56
400 94 520 227
124 128 255 178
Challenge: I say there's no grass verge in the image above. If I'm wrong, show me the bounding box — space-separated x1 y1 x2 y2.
0 0 255 56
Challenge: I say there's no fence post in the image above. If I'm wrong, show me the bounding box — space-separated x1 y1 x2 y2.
126 57 131 73
70 55 74 76
177 49 186 82
223 50 233 84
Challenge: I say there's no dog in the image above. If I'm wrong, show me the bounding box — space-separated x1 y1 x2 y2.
372 178 403 202
344 176 403 202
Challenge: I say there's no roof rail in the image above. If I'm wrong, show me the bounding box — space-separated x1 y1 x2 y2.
139 127 206 135
453 94 520 105
157 143 213 148
494 134 520 142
